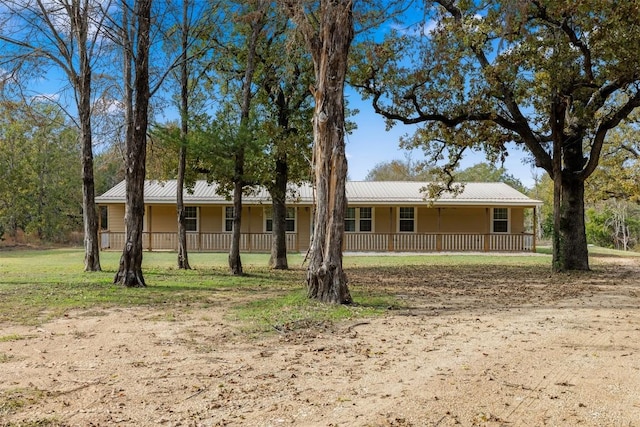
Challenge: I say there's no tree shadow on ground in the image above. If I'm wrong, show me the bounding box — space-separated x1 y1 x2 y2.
347 263 640 315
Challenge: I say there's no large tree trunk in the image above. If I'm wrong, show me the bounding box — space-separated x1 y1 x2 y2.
80 85 101 272
229 170 243 275
115 173 146 286
176 145 190 270
176 0 190 270
553 173 589 271
269 155 288 269
549 95 590 272
558 133 590 270
305 0 353 304
114 0 152 287
73 0 101 272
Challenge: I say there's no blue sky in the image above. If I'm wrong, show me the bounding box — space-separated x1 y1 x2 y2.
26 69 537 189
11 1 539 190
344 3 539 189
345 93 537 188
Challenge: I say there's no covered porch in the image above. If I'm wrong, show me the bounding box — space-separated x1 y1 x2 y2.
100 230 536 253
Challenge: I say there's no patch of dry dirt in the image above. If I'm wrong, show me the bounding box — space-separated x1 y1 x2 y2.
2 257 640 426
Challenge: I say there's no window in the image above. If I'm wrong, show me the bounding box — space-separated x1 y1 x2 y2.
224 207 234 232
184 206 197 232
345 207 356 232
399 207 415 232
345 207 373 232
492 208 509 233
265 207 296 232
99 206 108 230
359 207 372 232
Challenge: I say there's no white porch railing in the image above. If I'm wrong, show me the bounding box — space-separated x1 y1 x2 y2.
345 233 534 252
101 232 299 252
101 231 535 253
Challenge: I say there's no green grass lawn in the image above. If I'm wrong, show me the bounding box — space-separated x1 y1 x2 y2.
0 246 633 330
0 249 394 329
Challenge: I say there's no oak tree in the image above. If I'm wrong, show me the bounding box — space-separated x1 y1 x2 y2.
353 0 640 271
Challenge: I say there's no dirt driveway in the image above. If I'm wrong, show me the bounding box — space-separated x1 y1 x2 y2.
1 255 640 426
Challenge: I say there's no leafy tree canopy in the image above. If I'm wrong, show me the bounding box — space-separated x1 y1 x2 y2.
0 99 81 242
365 155 526 192
455 162 525 192
364 155 437 181
586 114 640 204
351 0 640 271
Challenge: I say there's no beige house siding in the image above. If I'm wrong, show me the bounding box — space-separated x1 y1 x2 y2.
246 206 264 233
148 205 176 232
105 204 529 239
417 207 438 233
200 206 221 232
371 206 392 233
108 205 125 231
296 206 312 251
439 207 488 233
510 208 525 234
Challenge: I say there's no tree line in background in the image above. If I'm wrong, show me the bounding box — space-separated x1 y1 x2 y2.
2 1 640 303
0 100 82 243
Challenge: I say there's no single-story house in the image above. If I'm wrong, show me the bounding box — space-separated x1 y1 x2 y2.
95 180 542 253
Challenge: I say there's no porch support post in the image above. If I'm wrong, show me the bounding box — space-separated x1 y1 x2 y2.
148 205 153 252
533 206 538 253
295 207 300 252
388 207 394 252
247 206 251 253
197 206 201 252
484 208 490 252
98 204 103 251
436 208 442 251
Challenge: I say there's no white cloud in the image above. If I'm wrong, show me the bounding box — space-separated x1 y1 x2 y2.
421 19 438 36
35 0 113 41
31 93 60 102
390 19 438 37
93 97 124 115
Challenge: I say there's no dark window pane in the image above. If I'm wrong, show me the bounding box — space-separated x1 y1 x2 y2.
225 207 234 232
399 220 414 232
345 219 356 232
360 220 372 232
493 221 508 233
345 207 355 219
286 207 296 220
184 207 197 231
400 207 414 219
493 208 508 220
185 219 197 232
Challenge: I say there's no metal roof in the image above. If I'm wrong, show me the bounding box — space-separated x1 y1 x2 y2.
96 180 542 207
